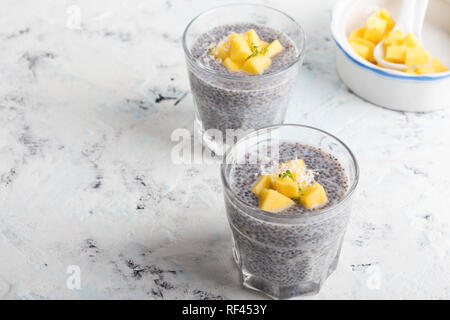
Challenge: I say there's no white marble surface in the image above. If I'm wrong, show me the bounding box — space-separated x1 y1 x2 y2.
0 0 449 300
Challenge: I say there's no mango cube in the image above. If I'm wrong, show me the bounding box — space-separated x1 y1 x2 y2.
404 33 420 47
261 41 269 50
283 159 305 181
405 46 431 66
383 30 404 47
211 40 230 60
376 8 395 32
363 16 387 43
245 29 262 49
264 40 283 58
222 57 242 72
349 27 366 39
404 68 415 74
259 189 294 213
229 34 252 63
415 65 435 74
299 183 328 209
251 174 272 196
385 45 407 63
431 58 449 73
348 38 375 62
272 176 299 199
242 55 271 74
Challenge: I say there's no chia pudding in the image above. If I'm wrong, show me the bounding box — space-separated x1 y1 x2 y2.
183 11 305 152
221 126 358 299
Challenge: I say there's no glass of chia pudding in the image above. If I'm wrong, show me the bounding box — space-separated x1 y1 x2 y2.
221 124 359 299
182 4 305 154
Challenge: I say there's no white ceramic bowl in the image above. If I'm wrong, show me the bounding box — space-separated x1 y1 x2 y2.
331 0 450 112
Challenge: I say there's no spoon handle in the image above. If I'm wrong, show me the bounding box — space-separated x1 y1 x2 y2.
413 0 429 41
395 0 418 33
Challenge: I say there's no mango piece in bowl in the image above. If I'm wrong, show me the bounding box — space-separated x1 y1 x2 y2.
405 46 431 66
299 183 328 210
251 174 272 196
385 45 407 63
259 189 294 213
347 8 448 74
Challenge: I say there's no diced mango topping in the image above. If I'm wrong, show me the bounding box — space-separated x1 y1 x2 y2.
385 45 406 63
245 29 262 50
347 8 448 74
431 58 449 73
403 33 419 47
405 46 431 66
348 38 375 62
229 35 253 63
349 27 366 40
264 40 284 58
415 65 434 74
259 189 294 213
211 40 230 60
210 29 283 74
383 30 404 47
363 16 387 43
251 158 328 213
299 183 328 209
242 55 272 74
272 176 300 199
283 159 305 181
222 57 242 72
251 174 272 196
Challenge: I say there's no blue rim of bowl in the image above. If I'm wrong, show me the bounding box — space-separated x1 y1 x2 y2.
332 35 450 82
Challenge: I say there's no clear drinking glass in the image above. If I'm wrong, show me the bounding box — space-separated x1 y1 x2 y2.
182 4 306 155
221 124 359 299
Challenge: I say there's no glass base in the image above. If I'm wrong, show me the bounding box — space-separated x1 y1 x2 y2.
233 247 340 299
242 270 321 299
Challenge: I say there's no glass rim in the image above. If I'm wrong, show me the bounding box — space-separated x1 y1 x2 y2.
182 3 306 81
220 124 360 224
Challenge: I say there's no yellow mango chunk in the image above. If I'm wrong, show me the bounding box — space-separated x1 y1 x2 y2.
348 38 375 62
404 33 420 47
242 55 271 74
405 46 431 66
404 68 415 74
245 29 262 49
259 189 294 213
349 27 366 39
385 45 407 63
211 40 230 60
383 30 404 47
251 174 272 196
415 65 435 74
272 176 299 199
376 8 395 32
264 40 283 58
363 16 387 43
229 34 252 63
229 32 244 42
222 57 242 72
261 41 269 50
299 183 328 209
431 58 449 73
283 159 305 181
